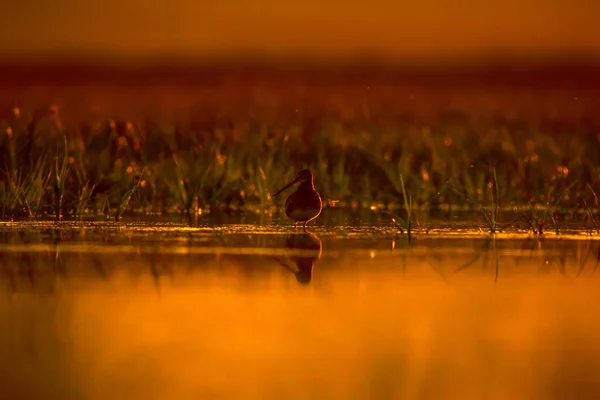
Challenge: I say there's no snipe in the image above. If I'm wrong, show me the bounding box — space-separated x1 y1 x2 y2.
272 169 322 231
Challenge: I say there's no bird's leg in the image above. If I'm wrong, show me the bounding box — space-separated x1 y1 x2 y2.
294 222 298 230
303 221 309 233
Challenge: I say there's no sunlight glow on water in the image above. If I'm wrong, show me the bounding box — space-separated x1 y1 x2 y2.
1 220 600 399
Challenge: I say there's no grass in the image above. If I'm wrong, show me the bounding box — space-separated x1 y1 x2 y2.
53 137 71 221
1 75 600 233
377 174 414 238
521 182 579 236
116 166 147 222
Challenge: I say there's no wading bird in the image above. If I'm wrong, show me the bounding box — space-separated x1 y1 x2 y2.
272 169 322 231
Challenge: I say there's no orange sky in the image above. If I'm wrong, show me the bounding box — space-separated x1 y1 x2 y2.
1 0 599 64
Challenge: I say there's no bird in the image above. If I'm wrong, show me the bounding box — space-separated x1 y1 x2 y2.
272 169 322 231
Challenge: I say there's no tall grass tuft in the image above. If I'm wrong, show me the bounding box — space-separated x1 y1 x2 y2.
116 166 147 222
449 167 501 234
523 182 578 236
0 155 51 219
53 137 71 221
378 174 414 238
480 167 500 234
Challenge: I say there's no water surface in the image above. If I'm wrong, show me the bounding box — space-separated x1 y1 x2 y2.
1 218 599 399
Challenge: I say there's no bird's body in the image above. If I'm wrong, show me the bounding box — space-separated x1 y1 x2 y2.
272 169 322 231
284 184 322 224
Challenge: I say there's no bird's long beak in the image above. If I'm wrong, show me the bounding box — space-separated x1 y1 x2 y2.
272 176 300 198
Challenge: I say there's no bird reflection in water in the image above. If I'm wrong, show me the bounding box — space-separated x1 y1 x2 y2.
273 232 322 284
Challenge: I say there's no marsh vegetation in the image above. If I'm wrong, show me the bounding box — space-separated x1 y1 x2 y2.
1 66 599 239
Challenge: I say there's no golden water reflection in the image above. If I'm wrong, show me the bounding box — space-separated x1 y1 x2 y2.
1 233 600 399
273 232 322 284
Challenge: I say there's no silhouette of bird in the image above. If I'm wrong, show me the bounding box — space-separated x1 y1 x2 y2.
272 169 322 231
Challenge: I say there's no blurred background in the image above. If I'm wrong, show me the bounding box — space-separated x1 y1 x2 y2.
1 0 599 119
1 0 599 68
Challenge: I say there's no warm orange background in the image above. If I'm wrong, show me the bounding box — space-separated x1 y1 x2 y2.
1 0 599 64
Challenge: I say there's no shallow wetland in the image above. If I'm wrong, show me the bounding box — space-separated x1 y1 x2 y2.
1 214 600 399
2 65 600 399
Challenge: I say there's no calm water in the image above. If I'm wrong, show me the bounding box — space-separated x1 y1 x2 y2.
1 218 600 400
